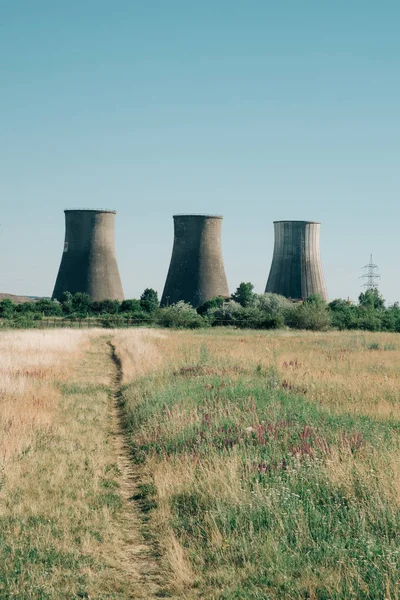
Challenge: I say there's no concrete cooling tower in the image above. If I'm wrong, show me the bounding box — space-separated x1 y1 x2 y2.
265 220 328 301
52 209 124 301
161 214 229 307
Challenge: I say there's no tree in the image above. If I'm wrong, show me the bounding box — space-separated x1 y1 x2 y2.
358 288 385 310
35 299 63 317
60 291 74 315
71 292 92 314
0 299 15 318
16 301 39 314
120 299 142 313
305 293 327 308
197 296 225 315
231 283 256 307
93 299 120 314
140 288 159 312
329 298 357 330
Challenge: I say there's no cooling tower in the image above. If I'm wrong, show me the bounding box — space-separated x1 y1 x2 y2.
161 214 229 307
52 209 124 301
265 221 328 301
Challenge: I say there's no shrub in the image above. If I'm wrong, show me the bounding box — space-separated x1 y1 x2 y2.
329 299 358 330
100 315 128 328
35 299 63 317
71 293 92 314
207 300 242 326
91 299 120 314
286 297 331 331
126 311 154 323
197 296 225 316
60 291 74 315
12 313 43 328
0 299 15 318
120 299 142 313
355 308 382 331
208 302 283 329
254 293 293 314
16 301 39 314
156 302 206 329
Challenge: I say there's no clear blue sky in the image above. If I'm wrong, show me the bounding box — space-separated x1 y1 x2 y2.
1 1 399 303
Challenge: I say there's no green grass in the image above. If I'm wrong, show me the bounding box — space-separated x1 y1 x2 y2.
120 336 400 599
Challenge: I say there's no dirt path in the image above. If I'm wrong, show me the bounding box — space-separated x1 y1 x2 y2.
107 340 167 599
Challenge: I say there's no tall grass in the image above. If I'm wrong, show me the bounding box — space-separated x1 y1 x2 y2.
0 330 92 465
113 329 400 599
0 330 148 599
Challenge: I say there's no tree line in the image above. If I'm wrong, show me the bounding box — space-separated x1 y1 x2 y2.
0 285 399 332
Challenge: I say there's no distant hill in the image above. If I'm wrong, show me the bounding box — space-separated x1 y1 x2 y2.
0 293 49 304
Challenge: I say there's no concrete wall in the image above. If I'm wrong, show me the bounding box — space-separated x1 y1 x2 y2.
161 215 229 307
265 221 328 301
52 210 124 301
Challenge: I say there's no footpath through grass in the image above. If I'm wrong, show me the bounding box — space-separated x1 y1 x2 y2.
115 329 400 600
0 331 146 599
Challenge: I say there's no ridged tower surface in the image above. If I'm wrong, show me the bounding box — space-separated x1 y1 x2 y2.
265 221 328 301
52 210 124 301
161 215 229 307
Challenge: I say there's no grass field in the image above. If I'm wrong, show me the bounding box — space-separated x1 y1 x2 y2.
1 329 399 599
0 330 164 599
114 329 400 599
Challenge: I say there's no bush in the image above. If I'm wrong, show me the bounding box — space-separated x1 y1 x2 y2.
207 301 242 326
60 292 74 315
100 315 128 328
1 285 399 332
0 299 15 318
208 302 283 329
16 301 39 314
72 293 92 314
11 313 43 328
120 299 142 313
126 311 154 323
329 299 358 330
255 293 293 314
35 299 63 317
197 296 225 316
91 299 120 314
156 302 206 329
355 308 382 331
286 297 331 331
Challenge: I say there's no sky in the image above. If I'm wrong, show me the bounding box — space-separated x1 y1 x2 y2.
1 1 399 303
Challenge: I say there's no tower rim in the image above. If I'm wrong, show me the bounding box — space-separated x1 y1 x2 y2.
64 208 117 214
173 213 223 219
273 220 320 225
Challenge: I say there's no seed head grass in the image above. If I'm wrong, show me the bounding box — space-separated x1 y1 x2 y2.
112 328 400 599
0 330 154 599
1 328 399 599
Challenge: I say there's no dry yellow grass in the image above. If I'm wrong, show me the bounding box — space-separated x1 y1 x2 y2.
0 330 93 465
114 328 400 418
112 329 166 382
0 329 169 599
111 328 400 599
1 327 399 599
